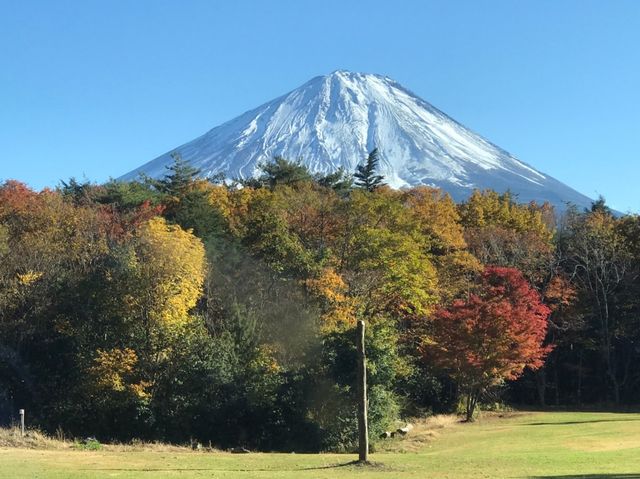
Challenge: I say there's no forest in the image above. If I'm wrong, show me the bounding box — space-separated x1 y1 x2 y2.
0 153 638 452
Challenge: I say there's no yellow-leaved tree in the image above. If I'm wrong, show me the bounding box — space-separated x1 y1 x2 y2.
89 348 151 400
132 217 206 327
404 187 482 301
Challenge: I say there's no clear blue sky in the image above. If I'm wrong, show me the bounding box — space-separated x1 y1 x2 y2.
1 1 639 212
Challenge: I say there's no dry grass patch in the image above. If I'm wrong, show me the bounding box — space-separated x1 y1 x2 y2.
105 440 198 453
376 414 460 453
0 427 70 450
0 427 207 453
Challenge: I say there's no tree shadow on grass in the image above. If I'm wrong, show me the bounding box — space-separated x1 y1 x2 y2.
80 460 387 473
531 475 640 478
301 460 387 470
525 418 640 426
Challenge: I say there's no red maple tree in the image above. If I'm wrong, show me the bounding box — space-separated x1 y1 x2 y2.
424 266 552 421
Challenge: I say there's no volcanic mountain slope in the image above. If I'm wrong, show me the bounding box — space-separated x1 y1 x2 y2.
120 70 592 210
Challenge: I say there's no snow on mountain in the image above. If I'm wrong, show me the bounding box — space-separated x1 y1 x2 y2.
120 70 592 210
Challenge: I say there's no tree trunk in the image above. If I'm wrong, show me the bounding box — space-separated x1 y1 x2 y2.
465 390 479 422
577 351 583 406
554 363 560 406
610 372 620 405
535 369 547 407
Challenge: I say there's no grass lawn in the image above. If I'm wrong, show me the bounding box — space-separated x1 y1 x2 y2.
2 411 640 478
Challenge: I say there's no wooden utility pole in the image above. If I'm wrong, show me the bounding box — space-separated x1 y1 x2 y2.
356 320 369 462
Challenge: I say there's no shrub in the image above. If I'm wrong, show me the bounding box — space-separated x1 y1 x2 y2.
75 437 102 451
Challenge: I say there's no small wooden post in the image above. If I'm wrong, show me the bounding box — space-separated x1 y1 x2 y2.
19 409 25 437
356 320 369 462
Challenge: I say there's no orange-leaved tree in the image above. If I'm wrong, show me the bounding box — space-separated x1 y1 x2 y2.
423 266 552 421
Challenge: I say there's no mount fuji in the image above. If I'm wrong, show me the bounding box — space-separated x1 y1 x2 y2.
120 70 592 210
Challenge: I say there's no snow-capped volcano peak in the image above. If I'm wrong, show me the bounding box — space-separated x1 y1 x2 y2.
120 70 592 209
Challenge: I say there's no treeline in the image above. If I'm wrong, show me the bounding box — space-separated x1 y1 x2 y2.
0 155 638 451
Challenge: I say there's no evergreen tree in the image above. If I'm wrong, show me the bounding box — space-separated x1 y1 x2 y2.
150 153 226 238
58 177 95 205
589 195 612 215
154 152 201 196
354 148 385 192
256 156 313 189
97 179 162 211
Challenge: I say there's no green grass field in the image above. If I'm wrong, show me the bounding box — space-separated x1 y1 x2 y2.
2 411 640 478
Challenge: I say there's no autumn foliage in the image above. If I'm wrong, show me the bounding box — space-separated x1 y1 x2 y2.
1 157 638 449
424 266 552 420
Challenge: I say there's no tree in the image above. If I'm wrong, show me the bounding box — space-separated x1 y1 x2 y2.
404 187 482 302
423 266 551 421
589 195 611 215
241 187 316 277
142 153 228 238
335 188 438 320
97 179 162 212
132 217 206 327
458 191 555 282
559 208 635 404
354 149 385 192
58 177 98 205
315 167 353 195
153 152 201 197
254 157 313 189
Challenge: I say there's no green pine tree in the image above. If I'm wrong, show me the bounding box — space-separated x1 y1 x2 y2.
155 152 201 196
354 148 385 192
255 156 313 189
